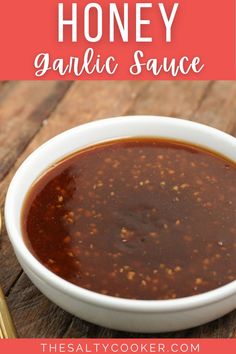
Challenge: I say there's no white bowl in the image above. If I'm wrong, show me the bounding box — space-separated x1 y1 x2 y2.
5 116 236 333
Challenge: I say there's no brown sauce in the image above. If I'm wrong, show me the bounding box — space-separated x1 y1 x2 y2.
22 138 236 300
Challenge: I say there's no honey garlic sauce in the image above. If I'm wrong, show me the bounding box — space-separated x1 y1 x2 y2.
22 139 236 300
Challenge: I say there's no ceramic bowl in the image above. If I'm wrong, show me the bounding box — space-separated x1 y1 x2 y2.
5 116 236 332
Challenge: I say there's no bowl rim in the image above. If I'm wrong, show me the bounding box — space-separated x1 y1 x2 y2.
4 115 236 313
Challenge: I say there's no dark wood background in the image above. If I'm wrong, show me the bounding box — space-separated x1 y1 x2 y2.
1 81 236 338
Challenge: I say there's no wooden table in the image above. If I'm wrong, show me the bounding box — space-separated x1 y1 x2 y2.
1 81 236 338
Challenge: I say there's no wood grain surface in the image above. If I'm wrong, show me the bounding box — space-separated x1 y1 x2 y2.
0 81 236 338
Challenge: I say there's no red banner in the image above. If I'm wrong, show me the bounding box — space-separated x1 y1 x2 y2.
0 339 236 354
0 0 235 79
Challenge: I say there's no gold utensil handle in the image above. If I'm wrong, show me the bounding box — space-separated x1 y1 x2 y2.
0 288 17 338
0 210 17 338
